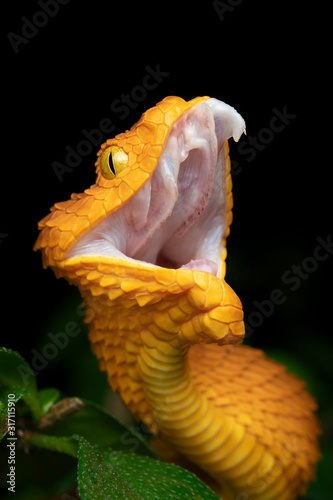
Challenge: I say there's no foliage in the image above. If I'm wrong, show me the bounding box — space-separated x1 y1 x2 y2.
0 347 220 500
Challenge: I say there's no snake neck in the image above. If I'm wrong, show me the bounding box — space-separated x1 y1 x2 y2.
137 330 243 500
138 330 201 434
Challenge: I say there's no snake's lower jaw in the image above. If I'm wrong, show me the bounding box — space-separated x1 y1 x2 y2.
177 277 245 346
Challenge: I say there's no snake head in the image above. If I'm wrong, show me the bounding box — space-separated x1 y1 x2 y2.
34 96 246 345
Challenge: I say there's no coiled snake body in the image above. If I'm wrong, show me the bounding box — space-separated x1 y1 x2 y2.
34 96 320 499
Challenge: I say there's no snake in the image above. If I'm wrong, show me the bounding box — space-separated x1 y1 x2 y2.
34 96 320 500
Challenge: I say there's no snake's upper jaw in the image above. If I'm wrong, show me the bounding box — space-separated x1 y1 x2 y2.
68 98 245 277
207 97 246 143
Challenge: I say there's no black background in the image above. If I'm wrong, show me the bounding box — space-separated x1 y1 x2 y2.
3 0 330 357
2 1 331 497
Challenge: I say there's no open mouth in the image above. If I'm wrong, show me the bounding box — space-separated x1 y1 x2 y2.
68 99 245 278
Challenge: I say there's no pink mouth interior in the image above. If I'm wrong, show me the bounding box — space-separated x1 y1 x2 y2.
67 98 246 278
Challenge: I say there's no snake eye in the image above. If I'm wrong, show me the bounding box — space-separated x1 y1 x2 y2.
100 146 128 179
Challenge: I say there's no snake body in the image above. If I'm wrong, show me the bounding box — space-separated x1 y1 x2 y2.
34 96 320 499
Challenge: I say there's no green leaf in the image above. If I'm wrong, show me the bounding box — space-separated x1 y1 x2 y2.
37 387 61 415
28 434 78 458
44 399 158 459
78 438 142 500
77 438 220 500
99 448 220 500
0 348 42 423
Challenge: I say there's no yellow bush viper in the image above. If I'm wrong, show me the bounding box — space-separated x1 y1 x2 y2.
34 96 320 499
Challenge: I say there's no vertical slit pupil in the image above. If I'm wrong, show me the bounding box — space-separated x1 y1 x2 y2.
108 152 116 175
